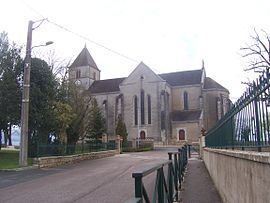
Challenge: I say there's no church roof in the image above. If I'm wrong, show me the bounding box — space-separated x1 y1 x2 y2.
159 69 202 86
171 110 202 122
90 77 125 93
89 69 204 94
204 77 228 92
70 47 99 70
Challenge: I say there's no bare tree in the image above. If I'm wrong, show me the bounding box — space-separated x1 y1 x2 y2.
241 29 270 73
32 49 71 78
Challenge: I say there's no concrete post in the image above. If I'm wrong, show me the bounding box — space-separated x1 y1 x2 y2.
199 128 206 159
20 20 33 167
102 134 107 143
116 135 122 154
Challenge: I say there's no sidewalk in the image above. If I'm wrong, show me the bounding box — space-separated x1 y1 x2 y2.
180 157 222 203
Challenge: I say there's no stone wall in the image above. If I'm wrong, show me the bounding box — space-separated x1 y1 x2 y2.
171 121 201 143
36 150 118 168
202 89 229 131
171 85 201 111
203 148 270 203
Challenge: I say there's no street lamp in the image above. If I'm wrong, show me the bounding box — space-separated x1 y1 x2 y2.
19 20 53 167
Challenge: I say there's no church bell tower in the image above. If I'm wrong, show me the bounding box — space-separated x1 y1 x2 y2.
69 46 100 89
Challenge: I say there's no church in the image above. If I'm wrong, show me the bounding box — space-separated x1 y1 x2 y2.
69 47 230 143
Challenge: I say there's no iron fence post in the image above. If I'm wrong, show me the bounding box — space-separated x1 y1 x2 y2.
157 168 164 203
254 97 262 152
168 162 174 203
134 176 143 203
188 144 191 158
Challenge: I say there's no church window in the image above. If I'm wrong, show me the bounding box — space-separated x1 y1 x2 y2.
102 100 108 124
93 72 96 80
141 90 145 125
116 95 122 117
147 95 151 124
216 97 222 120
134 96 138 125
178 129 186 140
184 91 188 110
76 69 81 79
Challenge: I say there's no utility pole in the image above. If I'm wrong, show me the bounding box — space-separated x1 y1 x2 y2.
19 21 33 167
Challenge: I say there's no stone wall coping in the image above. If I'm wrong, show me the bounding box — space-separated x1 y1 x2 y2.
204 148 270 165
37 150 117 161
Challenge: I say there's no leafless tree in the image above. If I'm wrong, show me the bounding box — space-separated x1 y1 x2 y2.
32 49 71 78
241 29 270 73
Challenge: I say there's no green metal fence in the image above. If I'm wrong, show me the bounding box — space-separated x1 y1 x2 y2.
35 141 116 157
125 145 188 203
206 70 270 151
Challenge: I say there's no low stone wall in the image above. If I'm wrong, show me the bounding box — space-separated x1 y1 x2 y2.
203 148 270 203
36 150 117 168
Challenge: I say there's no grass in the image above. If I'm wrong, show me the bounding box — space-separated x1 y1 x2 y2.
0 150 33 169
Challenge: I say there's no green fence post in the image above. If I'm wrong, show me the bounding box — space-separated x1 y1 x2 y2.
134 175 143 203
254 97 262 152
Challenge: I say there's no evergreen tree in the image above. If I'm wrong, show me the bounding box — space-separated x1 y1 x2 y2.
115 115 128 144
27 58 58 156
0 31 23 146
86 98 106 140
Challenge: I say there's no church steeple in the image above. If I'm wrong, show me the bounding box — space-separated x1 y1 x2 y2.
70 46 99 71
202 59 205 69
69 46 100 89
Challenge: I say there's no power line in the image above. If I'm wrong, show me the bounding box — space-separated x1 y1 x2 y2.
46 19 139 63
21 0 46 19
21 0 138 64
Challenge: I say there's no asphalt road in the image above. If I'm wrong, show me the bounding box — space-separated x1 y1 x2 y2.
0 147 178 203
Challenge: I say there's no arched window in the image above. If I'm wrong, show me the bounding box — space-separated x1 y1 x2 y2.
134 96 138 125
102 100 108 125
216 97 221 120
76 69 81 79
93 72 96 80
141 90 145 125
147 95 151 124
184 91 188 110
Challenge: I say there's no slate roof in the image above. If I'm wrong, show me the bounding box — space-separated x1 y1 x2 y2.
204 77 228 92
70 47 99 70
159 69 202 86
89 69 204 94
90 78 125 93
171 110 202 122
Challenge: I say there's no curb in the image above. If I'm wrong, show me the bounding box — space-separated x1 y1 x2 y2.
0 165 39 172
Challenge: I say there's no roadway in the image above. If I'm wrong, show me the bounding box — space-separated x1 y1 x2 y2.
0 147 178 203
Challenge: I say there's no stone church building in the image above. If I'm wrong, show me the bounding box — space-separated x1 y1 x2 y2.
69 47 230 143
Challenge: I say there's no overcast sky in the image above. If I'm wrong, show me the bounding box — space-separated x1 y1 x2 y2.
1 0 270 101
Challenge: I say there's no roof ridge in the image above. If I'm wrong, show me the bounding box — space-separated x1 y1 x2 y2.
159 69 202 75
96 77 126 82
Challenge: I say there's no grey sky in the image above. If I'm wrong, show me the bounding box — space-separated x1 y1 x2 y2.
1 0 270 101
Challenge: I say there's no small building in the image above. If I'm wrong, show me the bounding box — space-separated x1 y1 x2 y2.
69 47 230 143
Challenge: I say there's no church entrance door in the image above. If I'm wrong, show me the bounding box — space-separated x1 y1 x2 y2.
179 129 185 140
140 131 146 139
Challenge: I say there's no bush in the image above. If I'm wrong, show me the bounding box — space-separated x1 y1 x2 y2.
122 146 153 153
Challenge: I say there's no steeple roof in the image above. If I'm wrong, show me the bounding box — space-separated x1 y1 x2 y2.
70 47 99 71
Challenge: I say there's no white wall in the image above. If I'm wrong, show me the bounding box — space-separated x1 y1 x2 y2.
203 148 270 203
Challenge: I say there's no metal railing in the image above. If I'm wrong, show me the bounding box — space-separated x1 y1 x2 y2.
206 70 270 151
32 141 116 157
125 145 188 203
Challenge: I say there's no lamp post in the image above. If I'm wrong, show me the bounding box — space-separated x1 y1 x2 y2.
19 20 53 167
